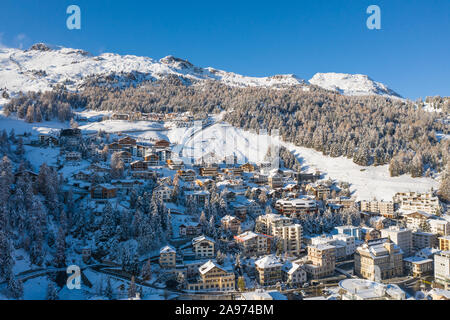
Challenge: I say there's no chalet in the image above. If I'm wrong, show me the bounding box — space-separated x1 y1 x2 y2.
144 153 159 166
130 160 148 171
14 170 38 183
199 166 218 177
222 167 243 176
108 142 122 153
195 178 214 189
89 163 110 173
65 151 82 162
73 170 91 181
402 211 432 230
116 151 132 163
131 171 156 180
167 159 184 170
179 222 202 238
240 163 255 173
221 215 241 234
177 169 196 182
111 179 143 192
154 139 170 149
192 235 215 258
90 184 117 199
118 136 136 147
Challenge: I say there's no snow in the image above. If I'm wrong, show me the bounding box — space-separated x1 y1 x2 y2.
167 121 438 201
309 72 402 99
0 45 403 99
24 145 59 170
0 46 306 97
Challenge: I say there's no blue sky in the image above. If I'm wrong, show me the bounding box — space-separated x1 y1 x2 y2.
1 0 449 99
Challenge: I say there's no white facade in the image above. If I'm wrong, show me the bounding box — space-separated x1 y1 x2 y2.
434 251 450 289
381 226 412 256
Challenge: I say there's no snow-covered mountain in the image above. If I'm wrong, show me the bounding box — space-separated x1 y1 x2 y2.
0 43 401 99
309 72 402 98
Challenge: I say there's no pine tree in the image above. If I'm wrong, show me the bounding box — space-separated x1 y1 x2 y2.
105 277 114 300
8 275 24 299
141 259 152 281
46 280 59 300
128 276 137 299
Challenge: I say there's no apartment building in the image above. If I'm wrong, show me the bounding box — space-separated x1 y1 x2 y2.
412 231 437 250
255 213 293 236
187 260 235 292
354 238 403 281
268 171 283 189
402 211 432 230
360 200 396 218
434 251 450 289
334 225 362 240
221 215 241 234
159 245 176 268
192 235 215 258
394 191 440 215
234 231 271 257
303 244 336 279
255 255 283 286
381 226 413 256
276 224 303 257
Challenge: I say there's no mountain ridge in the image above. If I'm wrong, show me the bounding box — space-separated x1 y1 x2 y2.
0 43 402 99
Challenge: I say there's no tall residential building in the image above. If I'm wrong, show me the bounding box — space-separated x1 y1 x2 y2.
381 226 413 256
354 238 403 281
275 224 303 256
303 244 336 279
434 251 450 289
255 213 292 236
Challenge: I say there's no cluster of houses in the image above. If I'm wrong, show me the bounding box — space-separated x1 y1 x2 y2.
35 126 449 297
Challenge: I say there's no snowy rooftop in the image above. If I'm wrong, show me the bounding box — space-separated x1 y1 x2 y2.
160 245 176 254
339 279 405 300
255 255 283 269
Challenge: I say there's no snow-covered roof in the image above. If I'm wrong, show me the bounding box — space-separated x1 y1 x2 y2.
160 245 176 254
192 235 215 245
255 255 283 269
199 260 226 275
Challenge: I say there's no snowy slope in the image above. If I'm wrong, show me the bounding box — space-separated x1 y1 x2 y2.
0 43 402 98
167 121 436 200
309 72 402 99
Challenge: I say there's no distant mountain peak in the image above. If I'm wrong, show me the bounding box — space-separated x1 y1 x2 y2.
309 72 402 99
